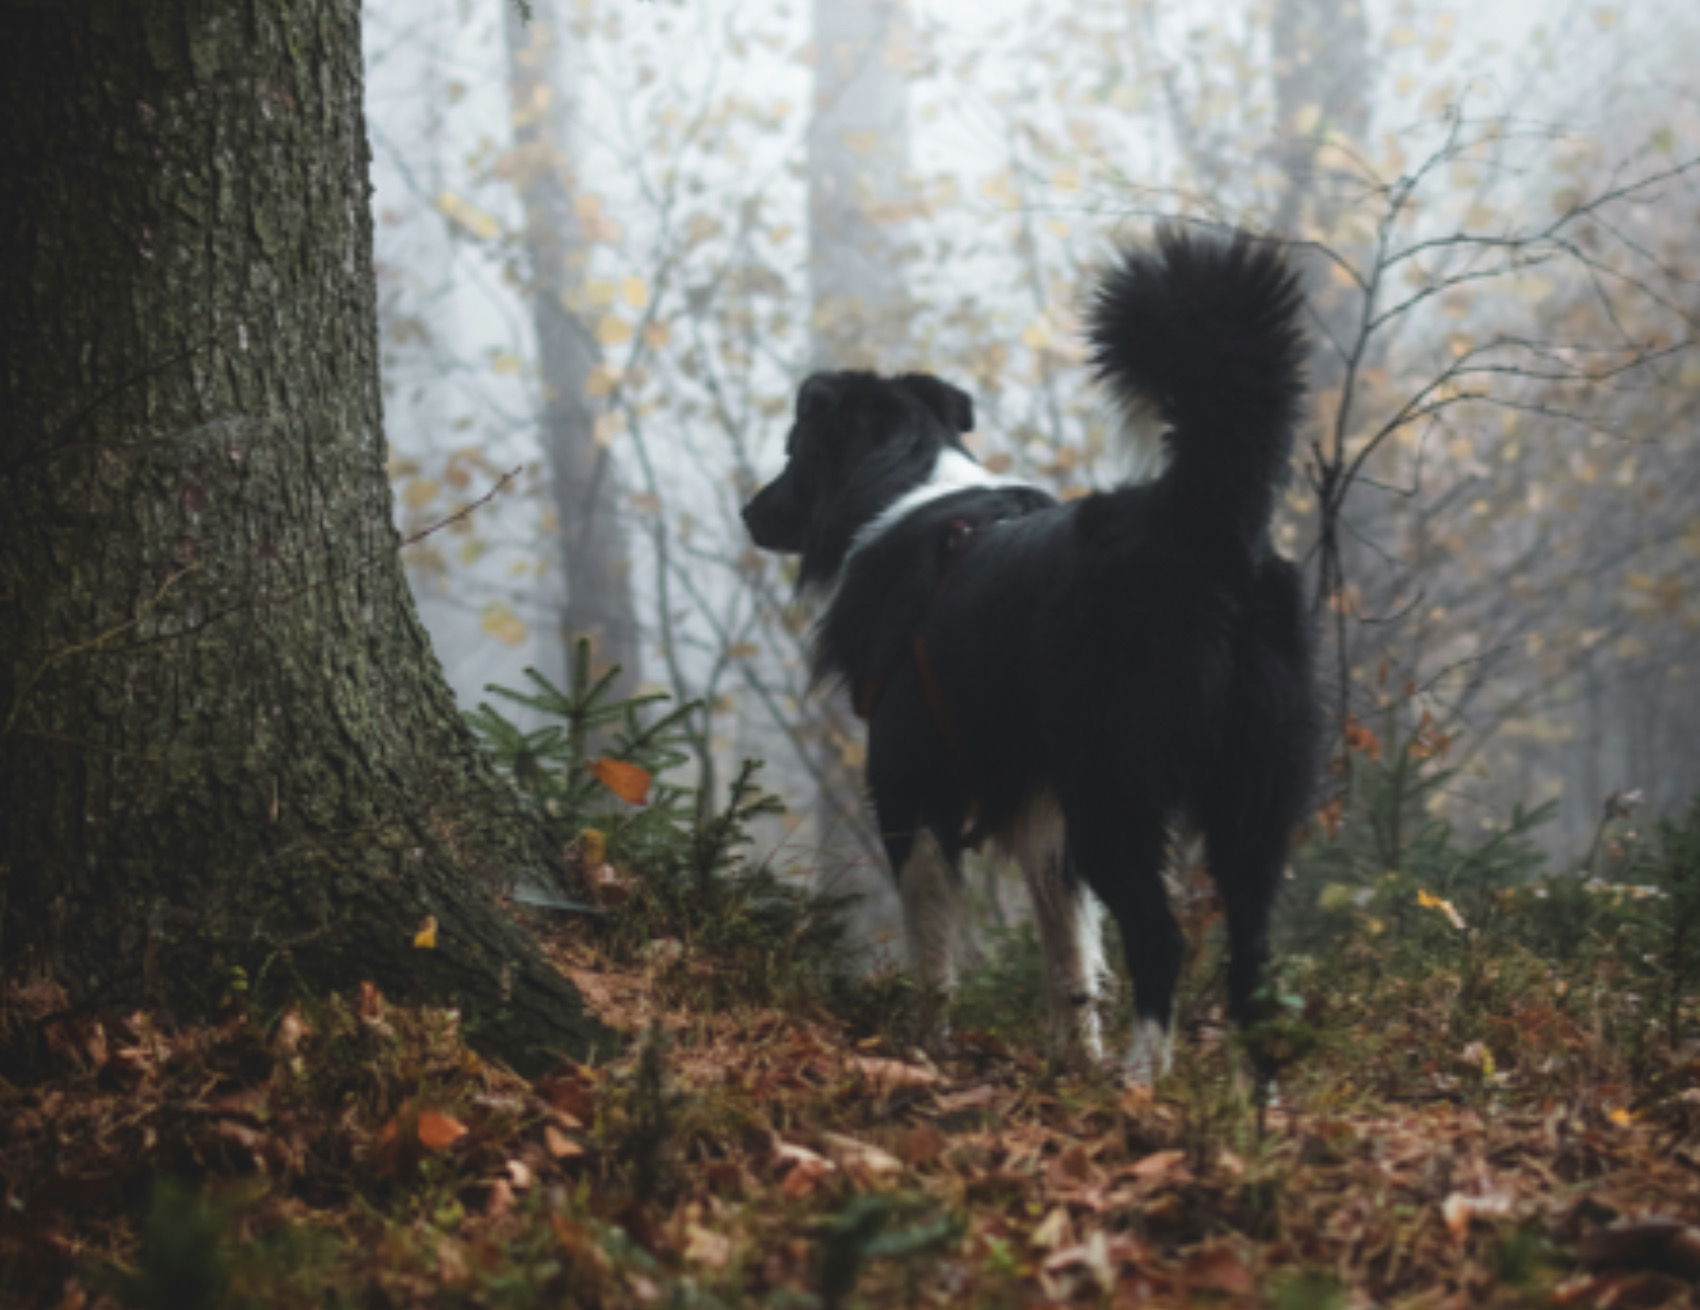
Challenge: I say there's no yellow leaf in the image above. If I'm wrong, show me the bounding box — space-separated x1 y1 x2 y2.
621 276 649 309
1382 133 1408 178
588 758 652 805
1416 889 1467 930
403 478 439 510
1592 8 1618 29
1608 1106 1636 1125
413 916 438 949
458 540 485 566
435 191 501 241
841 129 879 158
593 412 624 446
480 601 528 647
578 828 607 867
492 350 522 376
642 321 672 350
586 364 620 398
573 192 604 222
1387 26 1418 47
596 316 632 346
979 172 1018 208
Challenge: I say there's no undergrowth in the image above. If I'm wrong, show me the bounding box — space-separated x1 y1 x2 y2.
6 661 1700 1307
469 641 863 1015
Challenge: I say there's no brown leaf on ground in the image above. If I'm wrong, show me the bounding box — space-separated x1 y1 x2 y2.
417 1109 468 1151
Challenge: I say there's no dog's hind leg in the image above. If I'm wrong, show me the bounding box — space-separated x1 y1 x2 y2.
1064 805 1181 1083
895 828 964 993
1202 814 1289 1083
890 826 966 1043
1004 794 1104 1061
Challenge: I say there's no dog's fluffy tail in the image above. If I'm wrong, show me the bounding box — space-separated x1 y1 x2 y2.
1087 225 1307 550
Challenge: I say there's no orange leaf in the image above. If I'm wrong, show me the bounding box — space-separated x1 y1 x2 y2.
418 1109 468 1151
588 758 652 805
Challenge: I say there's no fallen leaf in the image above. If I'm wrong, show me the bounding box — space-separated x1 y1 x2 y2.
1030 1206 1074 1251
1181 1243 1253 1296
1443 1186 1515 1240
849 1055 942 1089
1048 1141 1098 1188
900 1123 946 1166
935 1084 997 1114
683 1222 731 1269
1044 1230 1117 1294
820 1131 902 1178
776 1140 835 1200
1129 1149 1187 1181
418 1109 468 1151
545 1125 583 1159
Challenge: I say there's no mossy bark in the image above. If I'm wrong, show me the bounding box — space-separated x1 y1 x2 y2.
0 0 612 1073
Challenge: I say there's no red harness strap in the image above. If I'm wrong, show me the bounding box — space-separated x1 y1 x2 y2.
850 516 979 756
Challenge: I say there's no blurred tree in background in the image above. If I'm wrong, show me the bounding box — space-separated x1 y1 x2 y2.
364 0 1700 950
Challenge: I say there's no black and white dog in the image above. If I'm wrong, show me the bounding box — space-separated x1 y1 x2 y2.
742 227 1318 1078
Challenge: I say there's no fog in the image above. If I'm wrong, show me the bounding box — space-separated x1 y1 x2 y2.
362 0 1700 940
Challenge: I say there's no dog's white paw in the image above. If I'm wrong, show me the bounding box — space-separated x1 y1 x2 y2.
1125 1017 1174 1085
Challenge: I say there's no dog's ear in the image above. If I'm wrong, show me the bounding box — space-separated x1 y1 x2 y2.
897 374 975 435
797 372 842 420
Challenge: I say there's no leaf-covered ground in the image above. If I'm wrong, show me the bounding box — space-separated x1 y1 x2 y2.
3 912 1700 1309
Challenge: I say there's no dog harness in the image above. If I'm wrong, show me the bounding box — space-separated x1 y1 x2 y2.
851 514 985 744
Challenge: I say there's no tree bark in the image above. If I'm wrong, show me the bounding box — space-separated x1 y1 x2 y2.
502 0 642 694
0 0 612 1074
808 0 916 370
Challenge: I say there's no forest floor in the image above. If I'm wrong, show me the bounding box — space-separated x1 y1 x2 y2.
3 906 1699 1309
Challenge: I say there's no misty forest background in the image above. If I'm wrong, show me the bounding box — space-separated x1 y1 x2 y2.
368 0 1700 951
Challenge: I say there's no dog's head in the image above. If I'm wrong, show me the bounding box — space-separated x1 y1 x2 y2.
742 370 976 588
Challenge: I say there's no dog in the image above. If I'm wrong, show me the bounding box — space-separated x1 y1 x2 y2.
742 227 1318 1079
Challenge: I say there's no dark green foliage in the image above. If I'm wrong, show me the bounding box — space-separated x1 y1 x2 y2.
470 642 859 1008
814 1195 961 1310
1280 704 1555 960
1626 798 1700 1048
125 1178 233 1310
950 922 1048 1048
467 637 701 879
625 1025 676 1203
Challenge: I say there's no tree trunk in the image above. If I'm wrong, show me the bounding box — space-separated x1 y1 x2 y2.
808 0 916 370
0 0 611 1074
502 0 642 694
